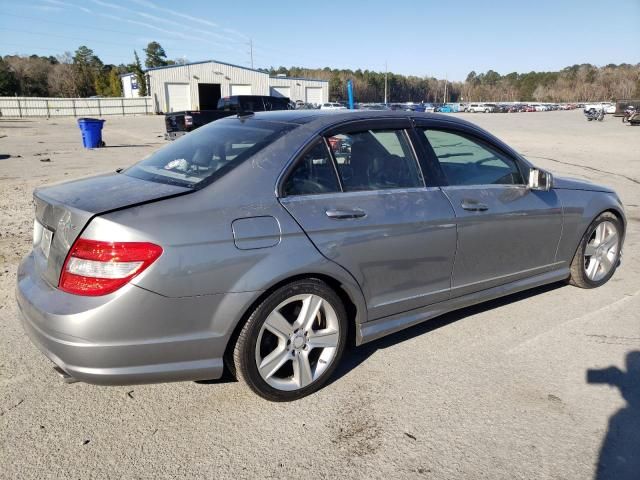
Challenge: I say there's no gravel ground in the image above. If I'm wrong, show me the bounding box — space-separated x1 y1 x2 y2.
0 111 638 479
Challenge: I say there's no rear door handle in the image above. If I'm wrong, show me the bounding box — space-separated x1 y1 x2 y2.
460 200 489 212
325 209 366 219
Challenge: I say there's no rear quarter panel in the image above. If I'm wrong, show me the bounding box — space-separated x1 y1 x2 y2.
81 166 368 327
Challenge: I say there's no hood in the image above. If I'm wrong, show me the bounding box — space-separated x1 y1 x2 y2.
552 176 615 193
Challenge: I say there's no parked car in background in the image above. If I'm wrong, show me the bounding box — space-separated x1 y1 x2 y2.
164 95 291 140
18 110 626 401
487 103 508 113
295 103 319 110
357 103 389 111
320 102 347 110
467 103 495 113
446 103 466 112
583 103 615 114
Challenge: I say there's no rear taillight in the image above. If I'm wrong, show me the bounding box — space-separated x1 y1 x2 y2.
184 115 193 127
59 238 162 296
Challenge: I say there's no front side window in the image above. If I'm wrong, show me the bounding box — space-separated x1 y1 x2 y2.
422 129 524 186
327 129 423 191
282 141 340 196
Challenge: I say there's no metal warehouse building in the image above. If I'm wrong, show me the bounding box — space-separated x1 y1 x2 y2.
121 60 328 113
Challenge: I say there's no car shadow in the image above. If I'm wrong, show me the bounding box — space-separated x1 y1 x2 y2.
330 281 566 385
588 351 640 480
102 144 161 148
195 369 237 385
195 282 566 388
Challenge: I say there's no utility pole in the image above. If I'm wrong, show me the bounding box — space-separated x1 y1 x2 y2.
384 61 388 104
249 39 254 69
443 75 448 104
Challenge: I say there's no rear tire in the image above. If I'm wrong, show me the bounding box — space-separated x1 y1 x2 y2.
568 212 622 288
229 279 347 401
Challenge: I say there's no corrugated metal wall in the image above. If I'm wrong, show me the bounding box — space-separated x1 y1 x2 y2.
0 97 152 117
148 61 329 113
267 77 329 104
148 61 269 113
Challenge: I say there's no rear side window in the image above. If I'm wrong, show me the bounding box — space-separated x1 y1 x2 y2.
283 141 340 196
327 129 423 191
124 119 295 188
421 129 524 186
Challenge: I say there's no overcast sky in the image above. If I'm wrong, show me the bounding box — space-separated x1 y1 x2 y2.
1 0 639 80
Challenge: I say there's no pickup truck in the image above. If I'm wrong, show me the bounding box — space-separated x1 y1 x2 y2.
164 95 292 140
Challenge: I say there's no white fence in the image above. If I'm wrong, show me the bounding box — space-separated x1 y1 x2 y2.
0 96 154 118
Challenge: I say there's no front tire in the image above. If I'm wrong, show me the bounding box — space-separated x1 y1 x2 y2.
230 279 347 401
568 212 622 288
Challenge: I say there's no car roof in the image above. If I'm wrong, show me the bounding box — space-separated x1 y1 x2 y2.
243 109 479 128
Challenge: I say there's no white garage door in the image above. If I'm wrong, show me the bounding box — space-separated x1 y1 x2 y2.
230 84 252 96
305 87 323 106
270 86 291 98
165 83 190 112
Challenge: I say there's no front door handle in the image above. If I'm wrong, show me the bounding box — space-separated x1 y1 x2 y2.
325 209 366 219
460 200 489 212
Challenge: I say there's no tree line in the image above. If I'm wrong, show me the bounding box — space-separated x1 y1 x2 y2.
0 42 178 98
268 64 640 103
1 40 638 102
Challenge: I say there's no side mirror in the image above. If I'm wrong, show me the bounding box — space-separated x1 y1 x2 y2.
528 168 553 191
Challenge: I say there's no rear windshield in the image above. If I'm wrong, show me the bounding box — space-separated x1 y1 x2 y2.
124 119 296 188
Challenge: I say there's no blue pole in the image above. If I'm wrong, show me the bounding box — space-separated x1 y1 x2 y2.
347 79 354 110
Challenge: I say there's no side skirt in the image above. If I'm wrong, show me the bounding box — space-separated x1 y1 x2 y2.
356 267 570 345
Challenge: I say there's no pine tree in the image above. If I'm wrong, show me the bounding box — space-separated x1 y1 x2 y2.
143 42 168 68
132 50 147 96
109 68 122 97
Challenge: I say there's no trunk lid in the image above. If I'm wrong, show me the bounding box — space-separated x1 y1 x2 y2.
33 173 190 288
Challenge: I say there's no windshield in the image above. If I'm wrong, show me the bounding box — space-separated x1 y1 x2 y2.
124 119 296 188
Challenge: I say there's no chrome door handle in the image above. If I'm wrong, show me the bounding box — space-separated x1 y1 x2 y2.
325 209 366 219
460 200 489 211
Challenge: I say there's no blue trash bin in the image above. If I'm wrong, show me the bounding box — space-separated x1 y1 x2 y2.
77 118 105 149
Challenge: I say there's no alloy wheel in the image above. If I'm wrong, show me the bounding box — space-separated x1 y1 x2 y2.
583 220 619 282
255 294 340 391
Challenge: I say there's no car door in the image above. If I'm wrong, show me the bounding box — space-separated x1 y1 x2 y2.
279 119 457 320
414 123 563 297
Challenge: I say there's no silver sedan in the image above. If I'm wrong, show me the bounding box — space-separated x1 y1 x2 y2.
17 111 625 401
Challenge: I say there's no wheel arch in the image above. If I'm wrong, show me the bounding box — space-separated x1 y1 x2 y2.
566 205 626 269
223 272 364 368
556 188 627 265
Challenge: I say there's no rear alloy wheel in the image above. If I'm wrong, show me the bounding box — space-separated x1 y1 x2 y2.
231 279 347 401
569 212 622 288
